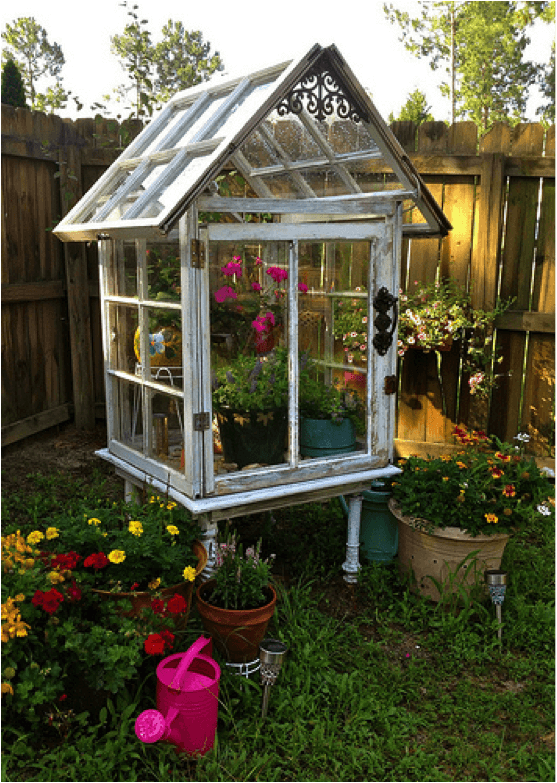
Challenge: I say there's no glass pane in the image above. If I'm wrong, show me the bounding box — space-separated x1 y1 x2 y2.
298 241 369 460
112 376 142 453
106 303 138 375
148 389 184 469
135 307 183 390
146 240 181 303
209 241 290 473
105 241 138 298
79 167 135 223
133 153 212 220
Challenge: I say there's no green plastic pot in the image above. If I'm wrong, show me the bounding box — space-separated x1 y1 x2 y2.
299 417 356 458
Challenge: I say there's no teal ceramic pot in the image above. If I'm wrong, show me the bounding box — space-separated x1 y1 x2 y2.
299 417 356 458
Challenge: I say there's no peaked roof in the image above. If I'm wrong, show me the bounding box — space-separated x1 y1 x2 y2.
54 44 451 242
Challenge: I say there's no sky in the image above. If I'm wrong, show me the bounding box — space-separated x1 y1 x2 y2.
1 0 554 123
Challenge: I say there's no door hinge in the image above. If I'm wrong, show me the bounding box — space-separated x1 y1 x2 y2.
193 411 211 431
384 375 397 395
191 238 205 269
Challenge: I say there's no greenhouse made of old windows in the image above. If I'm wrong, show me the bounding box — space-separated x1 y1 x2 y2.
54 43 451 579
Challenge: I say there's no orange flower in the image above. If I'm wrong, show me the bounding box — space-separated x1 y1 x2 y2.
502 484 516 498
490 467 504 479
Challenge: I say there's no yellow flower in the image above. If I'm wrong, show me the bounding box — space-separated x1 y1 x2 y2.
441 455 452 462
108 550 126 564
1 682 14 697
45 527 59 540
183 566 196 582
485 513 499 524
166 502 177 510
88 518 102 526
128 520 143 537
442 476 449 482
48 571 65 584
456 461 467 469
26 531 44 546
148 578 161 590
166 525 180 536
14 594 25 603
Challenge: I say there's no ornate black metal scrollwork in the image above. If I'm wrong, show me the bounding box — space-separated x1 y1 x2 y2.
372 286 398 357
277 62 363 123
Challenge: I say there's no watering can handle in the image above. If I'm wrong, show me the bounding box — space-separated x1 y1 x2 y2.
169 635 212 692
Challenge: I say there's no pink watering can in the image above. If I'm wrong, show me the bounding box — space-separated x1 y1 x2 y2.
135 635 220 757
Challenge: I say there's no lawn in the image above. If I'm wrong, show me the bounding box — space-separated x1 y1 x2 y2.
1 426 555 782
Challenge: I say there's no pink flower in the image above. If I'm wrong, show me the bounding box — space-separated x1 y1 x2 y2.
298 282 308 294
221 261 242 277
267 266 288 283
251 282 262 292
214 286 237 303
254 256 262 266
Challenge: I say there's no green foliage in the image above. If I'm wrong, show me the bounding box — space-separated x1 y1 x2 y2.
388 87 434 125
110 2 223 119
384 1 549 129
206 525 275 610
1 58 26 107
212 348 289 413
298 354 365 432
1 17 74 112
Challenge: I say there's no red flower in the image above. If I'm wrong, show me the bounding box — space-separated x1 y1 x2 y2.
84 552 109 569
151 599 165 615
166 594 187 615
59 694 67 702
130 582 139 591
160 629 175 650
40 588 64 615
66 581 82 602
32 590 45 608
144 633 166 655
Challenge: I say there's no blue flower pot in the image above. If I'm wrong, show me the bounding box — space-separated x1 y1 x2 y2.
299 417 356 458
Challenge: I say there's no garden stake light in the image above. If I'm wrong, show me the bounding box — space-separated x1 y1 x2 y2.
485 569 507 640
260 638 288 719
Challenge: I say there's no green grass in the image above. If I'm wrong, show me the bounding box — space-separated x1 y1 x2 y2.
1 469 555 782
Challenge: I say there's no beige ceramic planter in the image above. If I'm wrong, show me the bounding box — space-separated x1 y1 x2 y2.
389 499 509 602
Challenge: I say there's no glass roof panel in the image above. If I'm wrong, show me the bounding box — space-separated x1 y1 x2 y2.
53 44 450 242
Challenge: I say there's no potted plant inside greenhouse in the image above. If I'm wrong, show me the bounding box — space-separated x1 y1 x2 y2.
389 427 554 601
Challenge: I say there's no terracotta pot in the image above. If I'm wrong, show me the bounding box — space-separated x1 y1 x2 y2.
389 499 509 602
92 540 207 622
195 580 277 663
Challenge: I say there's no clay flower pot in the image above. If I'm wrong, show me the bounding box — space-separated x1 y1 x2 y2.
389 499 509 602
195 580 277 663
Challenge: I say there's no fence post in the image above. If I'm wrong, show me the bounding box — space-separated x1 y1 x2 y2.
59 140 96 431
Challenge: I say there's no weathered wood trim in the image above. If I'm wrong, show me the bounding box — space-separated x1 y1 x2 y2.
1 404 71 447
1 280 65 302
197 192 409 215
496 310 555 333
207 222 387 242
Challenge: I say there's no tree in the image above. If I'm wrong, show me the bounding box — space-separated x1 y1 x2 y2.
110 2 154 118
1 58 26 108
153 22 223 106
1 17 74 112
536 42 555 124
110 3 224 119
384 1 547 130
388 88 434 125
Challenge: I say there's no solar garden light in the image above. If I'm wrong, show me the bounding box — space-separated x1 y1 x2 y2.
259 638 288 719
485 570 508 640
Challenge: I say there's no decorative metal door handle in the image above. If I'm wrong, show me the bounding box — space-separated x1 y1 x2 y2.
372 286 398 356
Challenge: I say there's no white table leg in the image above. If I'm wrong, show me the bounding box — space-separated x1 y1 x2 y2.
342 493 363 584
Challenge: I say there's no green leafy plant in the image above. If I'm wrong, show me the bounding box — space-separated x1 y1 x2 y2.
205 526 275 610
212 347 289 413
391 426 554 536
298 353 365 433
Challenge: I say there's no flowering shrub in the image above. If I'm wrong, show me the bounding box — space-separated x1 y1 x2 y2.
205 527 275 610
391 427 554 536
35 494 201 593
333 289 369 366
1 497 202 728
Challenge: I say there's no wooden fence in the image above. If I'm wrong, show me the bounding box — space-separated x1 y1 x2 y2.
1 106 554 462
